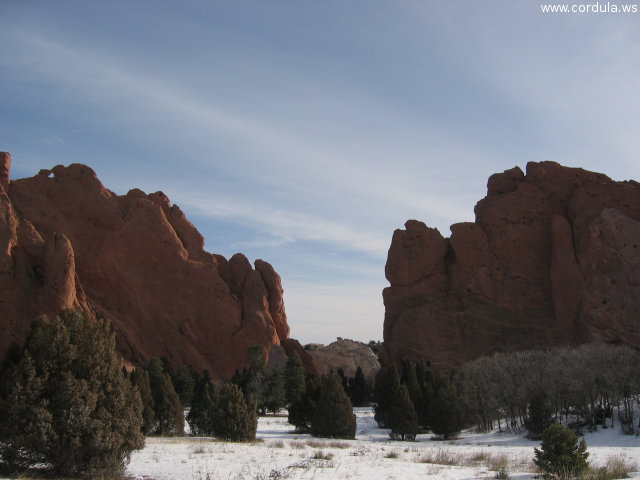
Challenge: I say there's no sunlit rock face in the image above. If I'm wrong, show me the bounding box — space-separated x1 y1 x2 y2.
307 338 380 383
382 161 640 370
0 154 290 380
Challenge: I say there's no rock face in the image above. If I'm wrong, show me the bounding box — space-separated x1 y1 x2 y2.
0 154 290 380
382 161 640 370
307 338 380 383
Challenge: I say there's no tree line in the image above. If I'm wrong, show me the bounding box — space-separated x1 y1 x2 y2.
3 308 639 478
458 343 640 436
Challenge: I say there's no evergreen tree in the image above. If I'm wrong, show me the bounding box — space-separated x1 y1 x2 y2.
374 365 401 428
402 361 424 424
288 375 321 433
0 311 144 477
534 423 589 478
130 367 156 435
211 383 258 441
311 374 356 439
188 380 257 441
525 391 553 439
348 366 371 407
337 368 349 393
263 365 286 414
388 384 418 441
428 376 462 440
147 357 184 436
174 365 196 407
186 378 217 436
284 352 306 407
246 345 267 412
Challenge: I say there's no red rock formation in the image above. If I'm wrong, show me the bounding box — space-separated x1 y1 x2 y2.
0 154 290 379
307 338 380 383
382 161 640 370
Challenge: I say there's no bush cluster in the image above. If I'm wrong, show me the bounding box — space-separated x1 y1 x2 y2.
187 381 257 442
374 362 463 440
288 372 356 439
458 344 640 435
0 310 144 477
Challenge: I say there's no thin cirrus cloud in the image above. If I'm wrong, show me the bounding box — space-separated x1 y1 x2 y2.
3 2 640 344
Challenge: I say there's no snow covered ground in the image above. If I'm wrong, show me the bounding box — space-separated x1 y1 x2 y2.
126 408 640 480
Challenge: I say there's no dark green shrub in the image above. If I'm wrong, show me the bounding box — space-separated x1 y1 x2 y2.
146 357 184 436
284 352 306 407
428 375 462 440
534 423 589 479
288 375 320 433
187 381 257 441
374 365 401 428
525 391 553 439
0 310 144 477
388 384 418 441
311 374 356 439
263 365 286 414
211 383 257 441
130 367 155 435
348 366 372 407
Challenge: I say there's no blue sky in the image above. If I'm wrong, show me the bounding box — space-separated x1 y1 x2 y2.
1 1 639 344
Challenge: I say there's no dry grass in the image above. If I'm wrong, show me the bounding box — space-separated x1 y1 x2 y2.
485 452 510 471
303 439 349 449
190 442 212 454
582 454 640 480
414 447 460 465
310 450 334 460
267 439 286 448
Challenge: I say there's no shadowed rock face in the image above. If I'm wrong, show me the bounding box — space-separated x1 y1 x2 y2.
382 161 640 370
0 155 290 380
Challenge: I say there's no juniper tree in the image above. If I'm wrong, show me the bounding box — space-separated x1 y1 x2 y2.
211 383 258 441
263 365 286 414
188 376 258 442
311 374 356 439
534 423 589 478
388 383 418 441
288 375 321 433
130 367 156 435
146 357 184 436
348 366 371 407
284 352 306 407
0 310 144 477
173 365 196 407
374 364 401 428
428 375 462 440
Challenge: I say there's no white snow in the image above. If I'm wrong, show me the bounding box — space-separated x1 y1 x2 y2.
125 408 640 480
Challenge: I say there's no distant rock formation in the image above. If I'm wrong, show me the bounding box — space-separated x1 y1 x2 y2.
382 161 640 370
0 153 290 380
307 338 380 382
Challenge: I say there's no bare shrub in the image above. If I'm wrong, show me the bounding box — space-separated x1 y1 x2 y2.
414 448 460 465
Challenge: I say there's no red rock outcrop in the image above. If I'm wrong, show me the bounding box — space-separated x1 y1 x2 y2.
382 161 640 370
307 338 380 383
0 154 290 380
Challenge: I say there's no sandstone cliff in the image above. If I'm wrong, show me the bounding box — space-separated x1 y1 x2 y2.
0 153 290 380
382 161 640 370
306 338 380 382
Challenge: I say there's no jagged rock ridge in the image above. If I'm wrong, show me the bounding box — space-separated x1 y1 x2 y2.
382 161 640 370
0 153 290 379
